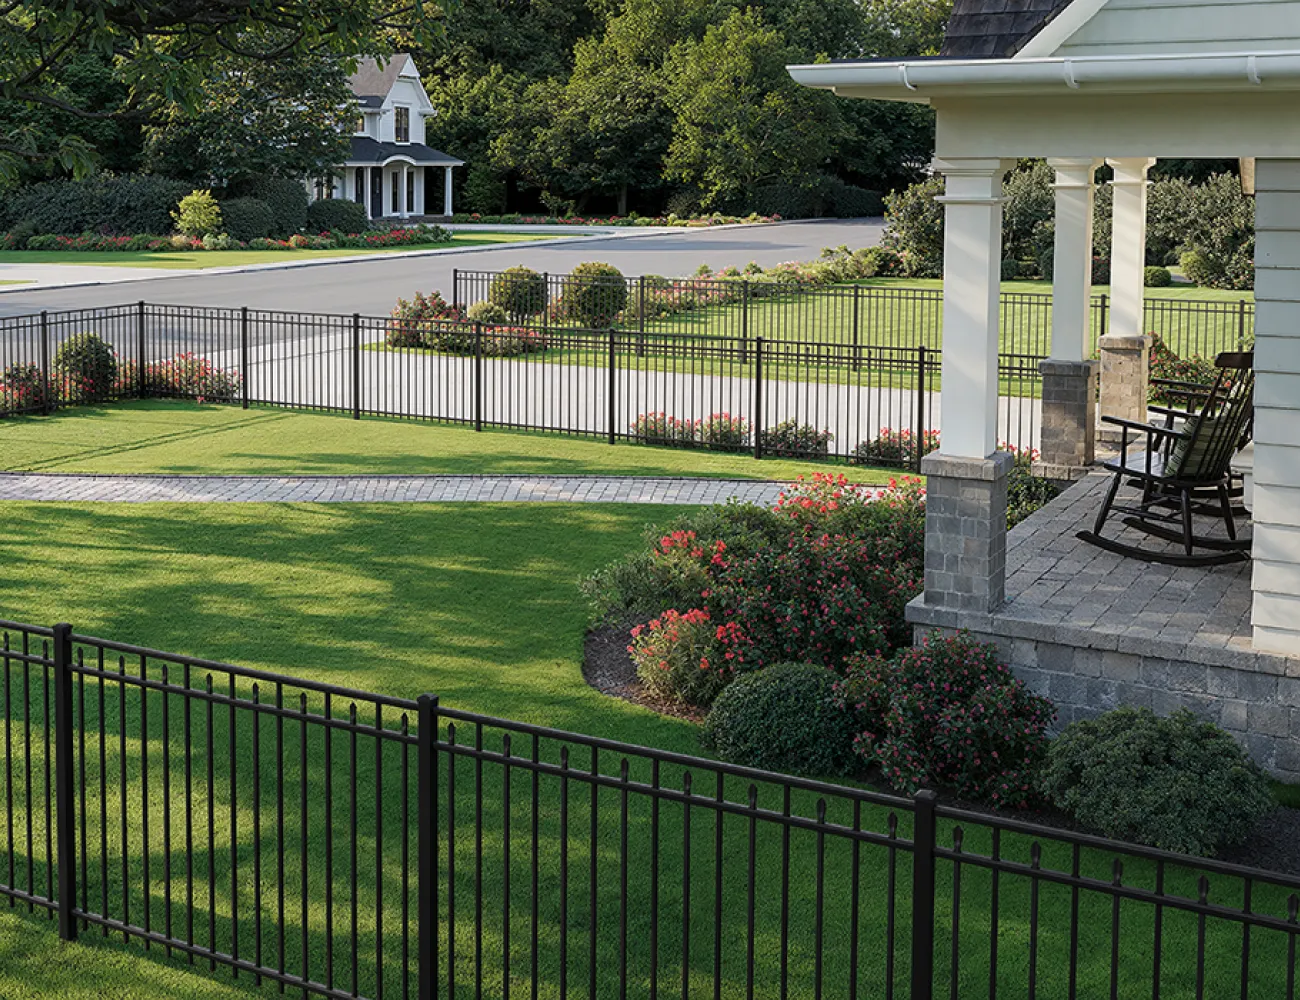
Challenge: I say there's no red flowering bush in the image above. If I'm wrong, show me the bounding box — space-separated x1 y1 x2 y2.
627 608 737 705
835 632 1055 808
694 412 749 449
386 291 466 348
759 420 832 458
630 412 694 446
851 427 941 468
0 363 46 413
118 353 241 403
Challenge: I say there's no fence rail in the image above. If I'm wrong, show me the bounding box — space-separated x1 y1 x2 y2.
2 617 1300 999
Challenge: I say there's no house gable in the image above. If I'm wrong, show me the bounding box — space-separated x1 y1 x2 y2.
940 0 1075 58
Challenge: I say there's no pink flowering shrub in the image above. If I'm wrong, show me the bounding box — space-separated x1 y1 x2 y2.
694 412 749 449
835 632 1055 808
0 363 46 413
627 608 737 705
630 412 694 446
118 353 241 403
851 427 941 468
386 291 465 348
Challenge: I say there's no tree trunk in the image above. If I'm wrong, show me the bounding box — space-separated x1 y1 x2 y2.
617 184 628 217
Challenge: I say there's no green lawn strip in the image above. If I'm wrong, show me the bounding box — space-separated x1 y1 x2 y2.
0 501 1290 998
0 234 558 271
0 280 32 286
0 400 896 482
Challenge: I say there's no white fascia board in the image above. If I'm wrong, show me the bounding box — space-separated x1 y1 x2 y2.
787 50 1300 103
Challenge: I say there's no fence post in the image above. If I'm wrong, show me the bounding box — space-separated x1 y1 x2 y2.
240 307 250 410
852 285 861 372
40 310 51 415
752 336 764 460
915 346 927 474
352 313 362 420
53 622 77 943
1238 298 1248 351
608 328 617 446
474 323 484 433
417 694 438 1000
136 301 147 400
452 268 461 312
909 789 937 1000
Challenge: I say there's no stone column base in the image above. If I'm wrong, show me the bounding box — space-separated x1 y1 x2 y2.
1097 333 1152 444
1036 358 1099 481
920 451 1014 613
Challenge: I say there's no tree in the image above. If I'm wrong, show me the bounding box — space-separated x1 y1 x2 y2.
0 1 441 183
143 55 355 188
663 9 840 208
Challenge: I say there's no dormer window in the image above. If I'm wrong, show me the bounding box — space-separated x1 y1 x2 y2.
394 106 410 143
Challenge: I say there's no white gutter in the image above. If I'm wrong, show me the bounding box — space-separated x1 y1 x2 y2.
788 50 1300 102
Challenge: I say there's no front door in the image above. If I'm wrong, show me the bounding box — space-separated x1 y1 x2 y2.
370 168 383 219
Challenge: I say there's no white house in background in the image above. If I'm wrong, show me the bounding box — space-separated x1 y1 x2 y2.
311 54 464 221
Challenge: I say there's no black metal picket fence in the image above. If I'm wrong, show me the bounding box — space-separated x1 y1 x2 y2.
0 302 974 469
452 268 1255 361
4 616 1300 999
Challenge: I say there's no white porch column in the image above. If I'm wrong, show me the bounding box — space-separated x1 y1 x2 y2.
1098 157 1156 434
1037 158 1101 479
1251 159 1300 657
444 167 454 217
914 158 1014 616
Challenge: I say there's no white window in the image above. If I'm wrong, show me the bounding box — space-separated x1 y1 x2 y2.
394 106 410 144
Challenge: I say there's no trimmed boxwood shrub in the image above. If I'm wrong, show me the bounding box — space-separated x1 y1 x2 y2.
306 198 368 235
1144 265 1173 287
489 266 548 319
249 178 309 238
1040 707 1273 856
3 174 190 236
702 663 855 775
220 198 276 242
53 332 118 403
564 262 629 327
836 632 1056 808
759 420 832 458
466 301 509 324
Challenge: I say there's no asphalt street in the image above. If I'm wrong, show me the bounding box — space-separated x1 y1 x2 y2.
0 218 883 318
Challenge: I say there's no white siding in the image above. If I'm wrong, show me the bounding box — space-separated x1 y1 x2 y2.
380 74 430 145
1252 158 1300 656
1056 0 1300 56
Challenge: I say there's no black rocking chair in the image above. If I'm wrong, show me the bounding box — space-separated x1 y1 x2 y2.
1077 352 1254 566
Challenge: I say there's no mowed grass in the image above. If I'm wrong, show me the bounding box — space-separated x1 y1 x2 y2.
0 502 1296 999
0 233 561 271
0 399 894 482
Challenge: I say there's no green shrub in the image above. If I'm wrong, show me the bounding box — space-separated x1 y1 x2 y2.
201 232 237 250
703 663 855 776
488 265 548 319
1007 466 1060 528
564 262 629 327
628 608 731 706
695 412 750 450
1001 258 1021 281
759 420 832 458
4 174 190 236
219 198 275 242
1177 173 1255 290
1001 161 1054 263
306 198 368 234
1144 265 1172 287
836 632 1056 808
850 428 940 468
0 363 47 413
53 332 119 403
824 179 884 219
249 178 309 238
1040 708 1273 856
882 176 944 278
1147 333 1220 404
1 219 39 249
466 301 509 324
385 291 464 348
172 190 222 237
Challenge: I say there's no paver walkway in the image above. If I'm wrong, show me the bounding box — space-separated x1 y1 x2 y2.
0 472 788 505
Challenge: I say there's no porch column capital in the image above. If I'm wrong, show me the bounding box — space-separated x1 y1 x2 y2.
931 158 1015 202
1047 157 1102 188
1106 157 1157 186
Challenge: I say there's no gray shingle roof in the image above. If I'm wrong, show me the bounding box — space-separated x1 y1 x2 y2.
347 137 463 166
940 0 1074 59
348 54 411 100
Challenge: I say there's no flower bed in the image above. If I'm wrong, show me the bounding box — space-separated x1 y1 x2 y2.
385 290 547 357
4 224 452 254
449 212 778 227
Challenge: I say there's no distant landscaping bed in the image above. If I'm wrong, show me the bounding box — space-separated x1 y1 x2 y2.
447 211 779 227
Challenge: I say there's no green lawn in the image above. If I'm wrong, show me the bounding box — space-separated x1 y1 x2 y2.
0 501 1293 999
0 400 895 482
0 233 559 271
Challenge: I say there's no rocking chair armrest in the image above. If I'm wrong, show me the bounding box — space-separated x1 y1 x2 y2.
1100 415 1184 440
1150 377 1214 393
1147 404 1197 421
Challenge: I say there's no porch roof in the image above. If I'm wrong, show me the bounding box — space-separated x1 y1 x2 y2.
345 137 464 168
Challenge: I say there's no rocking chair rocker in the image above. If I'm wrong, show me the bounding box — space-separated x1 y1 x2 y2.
1077 352 1254 567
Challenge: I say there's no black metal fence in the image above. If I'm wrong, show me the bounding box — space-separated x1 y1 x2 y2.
4 616 1300 999
453 268 1255 362
0 303 968 469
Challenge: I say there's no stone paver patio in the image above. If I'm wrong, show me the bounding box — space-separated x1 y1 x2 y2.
0 472 787 505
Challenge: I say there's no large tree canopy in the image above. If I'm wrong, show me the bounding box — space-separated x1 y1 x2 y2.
0 0 442 182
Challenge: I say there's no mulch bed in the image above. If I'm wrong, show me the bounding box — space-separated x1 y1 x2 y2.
583 619 1300 876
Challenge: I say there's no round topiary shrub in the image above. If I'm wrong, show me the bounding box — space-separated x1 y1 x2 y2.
1000 258 1021 281
564 262 629 327
1144 265 1173 288
249 177 309 238
53 332 118 403
219 198 275 242
1040 707 1274 856
467 301 509 324
488 266 548 319
703 663 855 776
306 198 368 235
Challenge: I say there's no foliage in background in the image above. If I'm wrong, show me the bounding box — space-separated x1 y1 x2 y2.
837 632 1056 808
1040 707 1274 856
0 174 189 235
702 662 855 775
172 190 223 237
1147 333 1220 405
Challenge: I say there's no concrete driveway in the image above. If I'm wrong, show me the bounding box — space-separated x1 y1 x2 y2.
0 219 884 318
